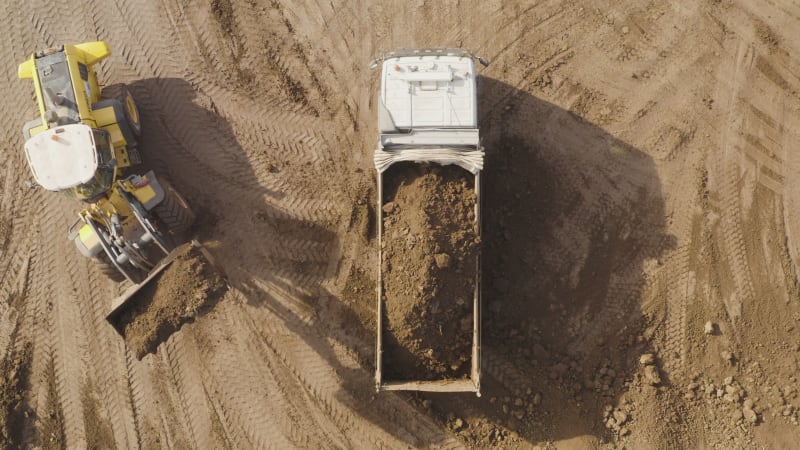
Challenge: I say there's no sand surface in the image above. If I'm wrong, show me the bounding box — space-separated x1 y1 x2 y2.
2 0 800 448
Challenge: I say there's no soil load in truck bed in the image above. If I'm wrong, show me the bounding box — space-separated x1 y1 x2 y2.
381 162 480 381
110 244 227 359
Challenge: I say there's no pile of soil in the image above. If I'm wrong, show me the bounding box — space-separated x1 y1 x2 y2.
381 163 479 381
113 245 227 359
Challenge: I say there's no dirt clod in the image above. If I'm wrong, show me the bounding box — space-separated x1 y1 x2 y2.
644 365 662 386
114 245 227 359
639 353 656 365
743 407 759 424
381 163 479 380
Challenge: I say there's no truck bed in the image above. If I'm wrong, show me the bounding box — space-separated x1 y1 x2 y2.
376 162 482 394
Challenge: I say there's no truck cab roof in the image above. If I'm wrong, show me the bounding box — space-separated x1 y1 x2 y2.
380 54 477 131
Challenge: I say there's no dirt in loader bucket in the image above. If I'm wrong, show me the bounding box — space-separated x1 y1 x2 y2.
108 244 227 359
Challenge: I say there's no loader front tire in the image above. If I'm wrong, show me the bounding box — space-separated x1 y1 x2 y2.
153 179 195 235
92 253 127 283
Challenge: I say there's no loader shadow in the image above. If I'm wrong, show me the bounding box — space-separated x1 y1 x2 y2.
404 77 677 447
125 77 443 446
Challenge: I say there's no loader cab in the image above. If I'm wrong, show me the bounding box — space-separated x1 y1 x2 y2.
24 124 117 202
17 42 109 134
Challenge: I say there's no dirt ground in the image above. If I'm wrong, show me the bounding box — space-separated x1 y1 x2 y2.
2 0 800 448
111 245 227 359
381 163 478 381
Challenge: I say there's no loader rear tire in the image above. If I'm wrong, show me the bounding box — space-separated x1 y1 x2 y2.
121 90 141 137
153 179 195 235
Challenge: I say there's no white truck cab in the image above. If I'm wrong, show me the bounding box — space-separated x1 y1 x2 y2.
379 52 477 129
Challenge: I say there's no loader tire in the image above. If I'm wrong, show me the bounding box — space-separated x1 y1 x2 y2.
92 253 127 283
153 179 195 235
120 90 141 137
103 84 141 136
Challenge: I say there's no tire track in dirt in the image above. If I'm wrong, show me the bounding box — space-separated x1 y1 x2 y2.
0 1 44 337
661 247 694 377
135 355 193 449
38 203 89 448
189 313 306 449
191 336 286 449
161 0 323 114
77 264 140 449
115 67 342 237
62 261 117 449
224 1 328 114
18 217 57 447
101 0 181 79
160 338 212 449
122 351 151 449
555 3 725 380
141 74 335 201
172 310 282 449
281 0 383 135
654 165 704 379
242 332 351 448
711 30 762 329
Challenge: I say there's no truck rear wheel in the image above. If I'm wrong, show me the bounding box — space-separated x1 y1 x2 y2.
153 179 195 235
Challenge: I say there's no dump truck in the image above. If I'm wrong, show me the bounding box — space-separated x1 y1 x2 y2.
370 48 488 395
18 42 219 337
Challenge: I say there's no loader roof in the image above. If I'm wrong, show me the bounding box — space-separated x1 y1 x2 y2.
24 124 98 191
380 54 476 130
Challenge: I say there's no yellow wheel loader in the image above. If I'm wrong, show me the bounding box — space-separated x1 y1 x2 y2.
18 42 208 331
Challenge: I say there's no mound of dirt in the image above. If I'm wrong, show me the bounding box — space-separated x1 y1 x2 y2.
381 163 479 381
113 245 227 359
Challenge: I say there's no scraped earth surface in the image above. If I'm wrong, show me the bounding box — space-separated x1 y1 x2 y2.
113 245 227 359
2 0 800 448
381 163 478 381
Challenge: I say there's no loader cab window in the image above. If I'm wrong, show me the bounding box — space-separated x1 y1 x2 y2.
78 63 89 81
61 130 115 201
92 129 114 166
36 51 80 124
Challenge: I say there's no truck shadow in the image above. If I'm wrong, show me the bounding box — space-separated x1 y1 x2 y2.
407 76 676 446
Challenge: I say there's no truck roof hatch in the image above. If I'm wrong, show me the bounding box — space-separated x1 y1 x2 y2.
381 55 477 129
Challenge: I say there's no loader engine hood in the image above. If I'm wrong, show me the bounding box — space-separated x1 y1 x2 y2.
24 123 100 191
380 54 477 130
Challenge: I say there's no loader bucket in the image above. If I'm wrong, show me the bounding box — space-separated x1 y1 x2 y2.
106 241 227 358
106 257 176 333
